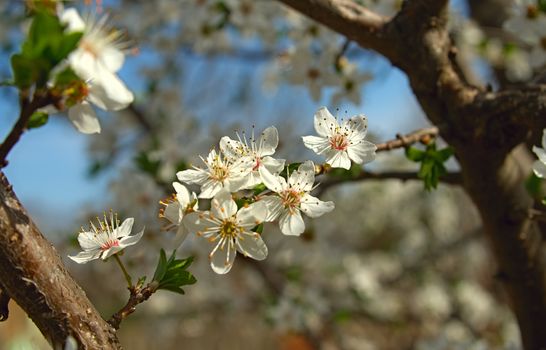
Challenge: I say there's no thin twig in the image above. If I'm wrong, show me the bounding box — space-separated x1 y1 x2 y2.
375 127 439 152
317 170 461 195
108 281 159 330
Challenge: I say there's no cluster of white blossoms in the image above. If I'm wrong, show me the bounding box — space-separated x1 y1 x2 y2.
155 107 376 274
45 7 133 134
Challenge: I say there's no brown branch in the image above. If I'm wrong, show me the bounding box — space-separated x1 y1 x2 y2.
0 172 120 348
0 92 52 168
317 170 461 194
108 281 158 330
375 127 439 152
276 0 394 57
0 283 10 321
127 103 153 132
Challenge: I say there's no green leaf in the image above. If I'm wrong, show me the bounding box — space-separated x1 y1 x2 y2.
253 223 264 234
11 54 40 88
526 173 542 197
54 67 81 86
56 32 83 62
152 249 168 282
409 142 453 191
153 250 196 295
405 146 425 162
27 111 49 129
280 162 302 178
253 183 267 196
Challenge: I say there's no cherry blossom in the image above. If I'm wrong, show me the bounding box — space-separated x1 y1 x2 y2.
219 126 285 190
160 182 198 247
302 107 376 170
184 190 268 274
69 212 144 264
261 161 334 236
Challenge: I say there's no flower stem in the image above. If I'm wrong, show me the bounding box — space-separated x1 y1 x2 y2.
113 254 133 289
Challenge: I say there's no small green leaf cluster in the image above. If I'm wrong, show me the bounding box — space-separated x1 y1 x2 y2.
11 11 82 89
151 249 196 295
405 142 454 191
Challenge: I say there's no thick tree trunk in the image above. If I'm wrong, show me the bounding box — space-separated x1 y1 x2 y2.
0 173 120 349
457 144 546 349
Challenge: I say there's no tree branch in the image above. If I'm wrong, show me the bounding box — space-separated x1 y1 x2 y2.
318 170 461 194
0 172 121 349
108 282 158 330
375 127 439 152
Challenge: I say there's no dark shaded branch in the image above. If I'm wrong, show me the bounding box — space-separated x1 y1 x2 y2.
108 281 158 330
0 173 120 348
318 170 461 194
127 103 153 132
0 283 10 321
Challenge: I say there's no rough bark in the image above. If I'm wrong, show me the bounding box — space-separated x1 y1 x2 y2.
276 0 546 348
0 173 121 349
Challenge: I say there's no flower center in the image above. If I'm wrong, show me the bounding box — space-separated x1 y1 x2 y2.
219 219 240 239
100 239 120 251
252 156 262 171
329 133 349 151
211 164 229 181
64 80 90 106
280 189 301 210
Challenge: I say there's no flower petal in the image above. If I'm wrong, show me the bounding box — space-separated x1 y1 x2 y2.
210 238 236 274
68 249 102 264
163 201 182 224
211 190 237 219
173 182 191 206
60 8 86 32
347 141 376 165
172 225 189 248
77 231 99 250
314 107 337 137
68 102 101 134
533 160 546 178
279 210 305 236
101 46 125 73
118 227 144 247
236 232 268 260
258 126 279 156
236 201 267 229
302 135 330 155
533 146 546 165
300 194 335 218
260 195 284 222
261 156 285 174
87 69 133 111
324 149 351 170
288 160 315 192
115 218 135 238
183 211 218 238
177 168 209 186
219 136 245 159
101 246 124 260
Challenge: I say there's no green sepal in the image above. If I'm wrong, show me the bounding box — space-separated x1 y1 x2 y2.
27 111 49 129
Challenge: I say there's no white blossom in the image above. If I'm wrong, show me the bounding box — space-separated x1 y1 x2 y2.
184 190 268 274
302 107 376 170
219 126 285 190
177 148 253 198
68 212 144 263
261 161 334 236
160 182 198 247
59 8 134 134
532 129 546 178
